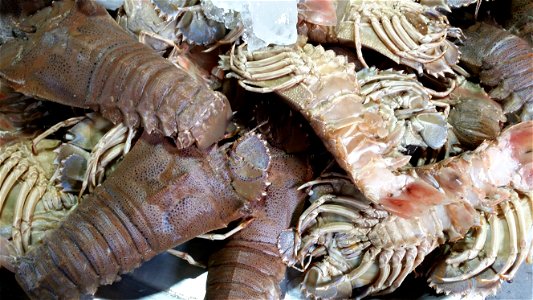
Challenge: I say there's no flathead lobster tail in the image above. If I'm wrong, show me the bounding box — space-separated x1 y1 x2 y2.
206 240 287 300
459 23 533 115
206 148 312 299
0 0 232 149
15 131 271 299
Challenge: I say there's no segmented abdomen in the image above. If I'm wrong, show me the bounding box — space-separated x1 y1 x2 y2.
0 0 232 148
16 190 151 298
207 241 287 300
207 148 312 299
16 132 270 299
460 23 533 116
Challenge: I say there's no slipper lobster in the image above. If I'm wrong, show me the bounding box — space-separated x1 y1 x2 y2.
14 131 271 299
206 147 312 300
459 23 533 122
222 43 532 220
1 1 531 299
278 121 533 299
0 0 232 149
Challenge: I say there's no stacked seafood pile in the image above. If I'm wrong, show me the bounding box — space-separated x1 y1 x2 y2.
0 0 531 299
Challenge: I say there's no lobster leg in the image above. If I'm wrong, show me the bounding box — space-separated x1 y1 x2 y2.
429 191 533 298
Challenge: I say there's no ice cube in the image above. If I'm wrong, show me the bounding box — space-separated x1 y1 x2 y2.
202 0 244 28
202 0 298 51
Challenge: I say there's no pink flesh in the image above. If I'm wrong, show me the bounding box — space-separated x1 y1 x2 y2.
381 180 445 219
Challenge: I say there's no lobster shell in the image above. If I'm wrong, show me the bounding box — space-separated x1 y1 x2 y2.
15 131 271 299
0 0 232 149
207 147 312 299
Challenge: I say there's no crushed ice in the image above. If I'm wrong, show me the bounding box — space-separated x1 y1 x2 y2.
202 0 298 51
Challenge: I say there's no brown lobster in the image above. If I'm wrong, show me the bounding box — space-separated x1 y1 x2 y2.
15 130 271 299
0 0 232 149
459 23 533 120
206 146 312 299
